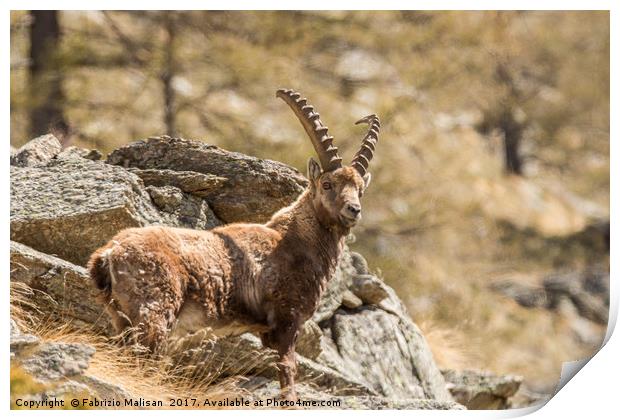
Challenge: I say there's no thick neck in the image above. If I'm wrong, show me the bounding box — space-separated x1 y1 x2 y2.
267 188 347 262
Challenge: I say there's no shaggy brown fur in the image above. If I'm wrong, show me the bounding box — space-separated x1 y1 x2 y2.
88 89 379 400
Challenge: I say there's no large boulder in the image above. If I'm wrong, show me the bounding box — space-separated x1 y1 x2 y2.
10 241 112 333
317 290 453 402
106 136 308 223
10 157 220 266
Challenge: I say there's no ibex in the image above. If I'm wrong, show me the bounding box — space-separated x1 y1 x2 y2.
88 89 380 400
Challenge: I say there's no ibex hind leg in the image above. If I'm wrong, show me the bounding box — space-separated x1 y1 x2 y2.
106 254 183 354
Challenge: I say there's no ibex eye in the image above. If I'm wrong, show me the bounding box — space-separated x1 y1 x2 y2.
322 182 332 190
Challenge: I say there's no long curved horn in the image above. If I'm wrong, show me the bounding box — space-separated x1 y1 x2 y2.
276 88 342 172
351 114 380 176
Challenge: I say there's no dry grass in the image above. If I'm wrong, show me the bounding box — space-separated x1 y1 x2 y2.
10 283 252 409
418 320 479 371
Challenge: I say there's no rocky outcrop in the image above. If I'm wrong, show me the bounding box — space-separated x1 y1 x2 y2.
491 270 608 348
10 241 112 333
10 135 463 409
10 157 221 265
491 269 609 325
10 318 132 403
106 136 308 223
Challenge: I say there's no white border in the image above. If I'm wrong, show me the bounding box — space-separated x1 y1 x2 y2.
3 2 616 420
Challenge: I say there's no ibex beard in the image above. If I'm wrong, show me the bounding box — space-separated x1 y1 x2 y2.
88 89 380 401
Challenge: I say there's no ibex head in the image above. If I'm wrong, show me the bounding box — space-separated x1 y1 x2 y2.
277 89 380 230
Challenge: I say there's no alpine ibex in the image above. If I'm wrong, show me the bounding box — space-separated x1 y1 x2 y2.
88 88 380 400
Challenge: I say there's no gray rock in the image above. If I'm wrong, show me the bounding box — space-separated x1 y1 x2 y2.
79 375 133 400
10 318 41 354
544 273 608 324
57 146 102 161
350 251 369 275
169 332 278 380
21 342 96 381
18 380 94 406
146 185 221 230
106 136 308 223
11 333 41 354
44 380 93 398
350 274 390 305
10 241 112 332
442 369 522 409
341 290 363 309
318 306 452 401
296 320 324 360
129 168 227 198
296 355 373 395
10 134 62 167
168 332 372 396
490 280 547 308
494 271 609 325
10 158 166 265
9 136 459 408
10 157 218 266
242 377 464 409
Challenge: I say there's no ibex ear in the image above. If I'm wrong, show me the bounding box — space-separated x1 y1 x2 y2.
362 172 372 190
307 157 322 183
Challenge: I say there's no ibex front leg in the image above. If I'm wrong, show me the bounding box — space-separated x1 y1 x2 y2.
271 320 300 401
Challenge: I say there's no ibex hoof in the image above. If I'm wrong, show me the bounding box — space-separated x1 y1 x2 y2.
279 390 297 403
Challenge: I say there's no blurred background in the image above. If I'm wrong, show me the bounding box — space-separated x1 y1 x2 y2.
10 10 609 396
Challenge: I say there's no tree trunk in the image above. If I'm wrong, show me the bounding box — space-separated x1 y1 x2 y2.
161 12 176 136
28 11 69 141
499 108 524 175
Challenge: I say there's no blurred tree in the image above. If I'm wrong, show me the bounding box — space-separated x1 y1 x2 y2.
101 11 187 137
28 10 69 142
477 61 527 175
161 12 177 136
